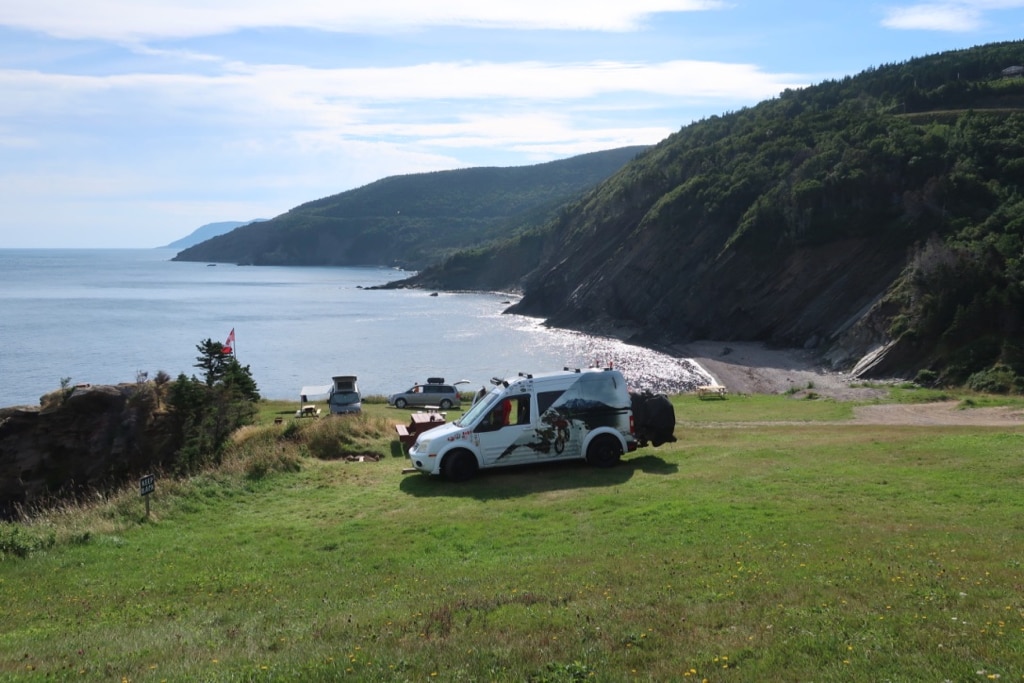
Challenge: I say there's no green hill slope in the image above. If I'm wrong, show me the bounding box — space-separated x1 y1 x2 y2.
407 40 1024 389
172 146 647 269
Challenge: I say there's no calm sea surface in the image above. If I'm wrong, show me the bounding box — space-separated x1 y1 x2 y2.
0 249 710 407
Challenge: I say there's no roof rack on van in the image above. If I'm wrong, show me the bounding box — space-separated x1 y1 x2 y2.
427 377 445 384
518 372 533 379
490 377 509 387
563 367 582 373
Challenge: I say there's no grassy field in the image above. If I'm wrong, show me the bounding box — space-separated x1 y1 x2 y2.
2 392 1023 681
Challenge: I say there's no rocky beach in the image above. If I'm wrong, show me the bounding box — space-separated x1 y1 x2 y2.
678 340 1024 426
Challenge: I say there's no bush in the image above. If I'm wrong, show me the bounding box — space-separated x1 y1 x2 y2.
166 353 260 473
0 523 55 558
915 368 939 387
966 364 1023 394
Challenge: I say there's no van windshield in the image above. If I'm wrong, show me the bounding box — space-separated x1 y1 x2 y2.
456 392 499 427
330 391 359 405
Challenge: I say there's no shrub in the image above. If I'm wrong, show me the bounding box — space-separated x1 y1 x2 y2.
966 364 1023 394
0 523 55 558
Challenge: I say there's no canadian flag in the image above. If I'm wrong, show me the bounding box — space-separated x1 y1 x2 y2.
223 328 235 354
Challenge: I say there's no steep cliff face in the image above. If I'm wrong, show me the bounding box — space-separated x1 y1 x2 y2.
439 44 1024 381
0 385 172 519
506 171 912 370
488 128 917 373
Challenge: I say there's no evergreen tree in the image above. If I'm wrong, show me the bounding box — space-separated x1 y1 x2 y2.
166 340 261 472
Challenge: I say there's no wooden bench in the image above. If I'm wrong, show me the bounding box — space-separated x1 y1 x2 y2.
394 424 414 452
696 385 728 399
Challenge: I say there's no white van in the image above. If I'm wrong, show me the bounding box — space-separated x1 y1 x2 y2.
407 367 638 481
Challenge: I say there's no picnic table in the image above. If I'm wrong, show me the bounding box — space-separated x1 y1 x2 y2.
395 411 447 450
696 385 727 400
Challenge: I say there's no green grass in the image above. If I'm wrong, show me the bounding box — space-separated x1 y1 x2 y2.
675 392 855 423
2 394 1023 681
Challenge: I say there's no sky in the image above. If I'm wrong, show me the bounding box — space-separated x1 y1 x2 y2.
2 1 1024 248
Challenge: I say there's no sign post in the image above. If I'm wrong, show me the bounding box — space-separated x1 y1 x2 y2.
140 474 155 518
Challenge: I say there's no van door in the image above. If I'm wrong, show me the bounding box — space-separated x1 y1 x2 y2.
475 393 536 467
536 388 580 460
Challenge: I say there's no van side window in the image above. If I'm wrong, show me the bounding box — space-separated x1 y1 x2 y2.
537 390 564 415
512 394 531 425
480 394 531 430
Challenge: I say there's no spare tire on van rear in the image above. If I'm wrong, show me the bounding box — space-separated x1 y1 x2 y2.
630 391 677 447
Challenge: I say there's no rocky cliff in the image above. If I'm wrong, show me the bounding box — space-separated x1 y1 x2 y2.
0 384 173 519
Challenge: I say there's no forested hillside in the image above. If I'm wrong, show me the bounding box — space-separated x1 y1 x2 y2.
404 41 1024 389
172 147 646 268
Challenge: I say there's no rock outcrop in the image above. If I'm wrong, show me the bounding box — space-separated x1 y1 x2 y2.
0 384 172 520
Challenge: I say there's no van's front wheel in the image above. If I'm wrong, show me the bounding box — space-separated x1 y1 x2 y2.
586 435 623 468
442 450 478 482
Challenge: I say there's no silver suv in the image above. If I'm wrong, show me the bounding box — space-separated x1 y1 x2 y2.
388 379 468 410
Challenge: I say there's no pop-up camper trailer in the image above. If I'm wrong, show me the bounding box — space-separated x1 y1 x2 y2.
328 375 361 415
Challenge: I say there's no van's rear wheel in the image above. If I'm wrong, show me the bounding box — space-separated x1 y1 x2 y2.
439 399 453 409
442 450 478 482
586 435 623 468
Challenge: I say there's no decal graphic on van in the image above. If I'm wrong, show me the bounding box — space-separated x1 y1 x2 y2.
495 372 631 460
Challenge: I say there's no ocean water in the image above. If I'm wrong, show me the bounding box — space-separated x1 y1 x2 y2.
0 249 710 407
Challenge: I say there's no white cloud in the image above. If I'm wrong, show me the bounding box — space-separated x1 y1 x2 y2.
0 59 805 163
348 111 673 150
0 0 726 41
240 60 806 114
882 3 982 30
881 0 1024 31
1 58 804 118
